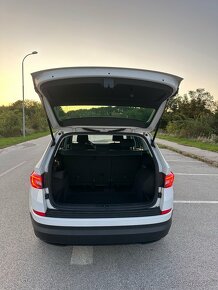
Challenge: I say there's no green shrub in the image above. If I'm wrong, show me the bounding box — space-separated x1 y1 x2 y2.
0 109 22 137
0 100 47 137
166 118 213 139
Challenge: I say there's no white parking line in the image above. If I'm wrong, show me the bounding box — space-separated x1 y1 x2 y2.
70 246 93 265
175 173 218 176
174 200 218 204
167 160 200 162
0 161 26 177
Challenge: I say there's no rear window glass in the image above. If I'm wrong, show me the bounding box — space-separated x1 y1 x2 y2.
54 105 155 123
59 134 151 153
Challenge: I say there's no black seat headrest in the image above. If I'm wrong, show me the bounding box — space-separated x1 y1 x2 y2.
121 139 135 149
77 135 89 144
113 135 124 142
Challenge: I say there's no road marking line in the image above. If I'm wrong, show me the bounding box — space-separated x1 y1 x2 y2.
174 200 218 204
167 160 200 162
70 246 93 265
0 161 26 177
175 173 218 176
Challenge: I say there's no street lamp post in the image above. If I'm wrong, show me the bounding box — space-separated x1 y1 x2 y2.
22 51 38 137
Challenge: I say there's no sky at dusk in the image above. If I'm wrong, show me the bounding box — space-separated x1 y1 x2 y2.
0 0 218 105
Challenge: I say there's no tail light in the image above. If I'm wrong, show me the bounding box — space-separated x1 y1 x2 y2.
33 209 46 216
30 171 43 189
164 172 174 188
161 208 172 215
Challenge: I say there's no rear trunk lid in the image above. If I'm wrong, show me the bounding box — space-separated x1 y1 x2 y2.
32 67 182 132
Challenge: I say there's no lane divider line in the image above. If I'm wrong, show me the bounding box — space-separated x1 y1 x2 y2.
175 173 218 176
70 246 93 265
174 200 218 204
0 161 26 178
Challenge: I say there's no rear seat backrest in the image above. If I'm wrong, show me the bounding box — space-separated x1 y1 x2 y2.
110 155 142 186
62 155 94 186
92 156 111 186
60 150 145 188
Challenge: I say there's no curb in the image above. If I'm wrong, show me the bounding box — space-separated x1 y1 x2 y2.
157 143 218 168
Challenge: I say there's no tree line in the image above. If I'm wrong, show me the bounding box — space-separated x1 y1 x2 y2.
0 89 217 142
0 100 47 137
161 88 218 142
56 106 154 122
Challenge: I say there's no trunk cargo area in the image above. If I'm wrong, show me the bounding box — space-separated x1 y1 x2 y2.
49 135 158 208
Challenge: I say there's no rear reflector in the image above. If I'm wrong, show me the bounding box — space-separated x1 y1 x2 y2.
33 209 46 216
30 171 43 189
164 172 174 188
161 208 172 215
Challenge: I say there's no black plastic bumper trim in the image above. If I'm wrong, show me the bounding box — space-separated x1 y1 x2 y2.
46 206 161 218
31 216 172 245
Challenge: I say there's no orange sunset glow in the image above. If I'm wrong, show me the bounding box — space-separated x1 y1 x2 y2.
0 1 217 105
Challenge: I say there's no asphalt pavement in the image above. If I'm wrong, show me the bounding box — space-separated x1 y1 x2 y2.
0 136 217 290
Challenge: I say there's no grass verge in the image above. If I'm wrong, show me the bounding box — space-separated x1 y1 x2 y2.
0 131 49 149
158 134 218 153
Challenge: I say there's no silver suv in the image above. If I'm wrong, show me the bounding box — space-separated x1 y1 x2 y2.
30 67 182 245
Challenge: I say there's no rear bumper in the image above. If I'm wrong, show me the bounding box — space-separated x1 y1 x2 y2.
31 216 172 245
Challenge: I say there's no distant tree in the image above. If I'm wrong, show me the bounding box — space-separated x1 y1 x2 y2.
62 106 153 122
0 99 47 137
210 102 218 136
160 89 218 140
161 89 215 128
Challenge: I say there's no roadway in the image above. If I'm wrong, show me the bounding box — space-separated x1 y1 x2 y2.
0 136 217 290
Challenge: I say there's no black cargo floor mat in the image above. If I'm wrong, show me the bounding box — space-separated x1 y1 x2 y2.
60 187 139 204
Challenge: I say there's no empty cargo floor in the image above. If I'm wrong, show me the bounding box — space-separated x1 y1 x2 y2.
58 187 141 204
